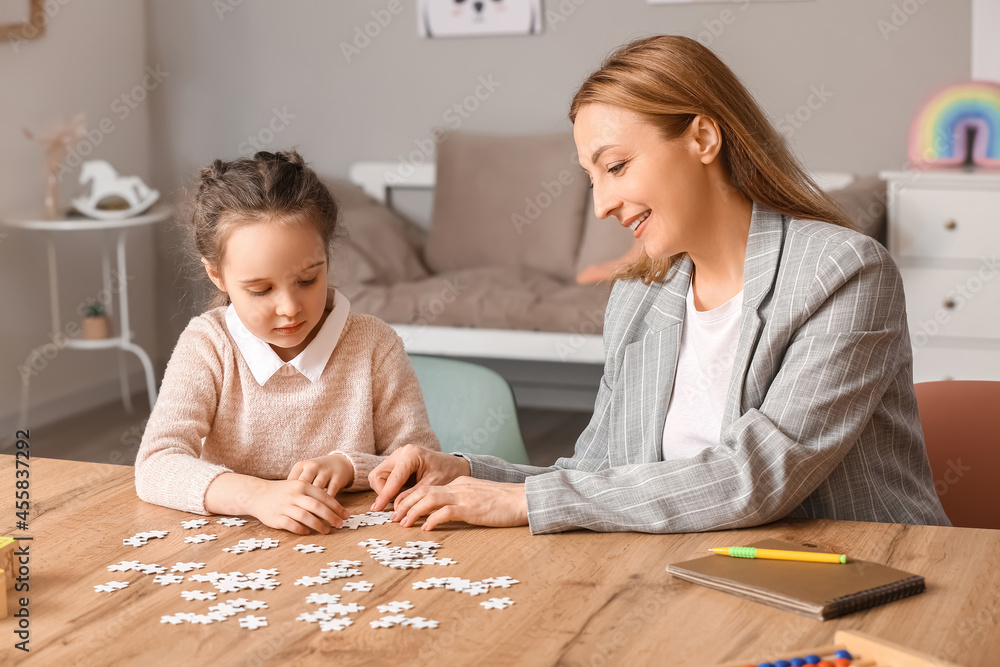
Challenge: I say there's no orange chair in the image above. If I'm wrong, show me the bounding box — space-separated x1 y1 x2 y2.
913 381 1000 530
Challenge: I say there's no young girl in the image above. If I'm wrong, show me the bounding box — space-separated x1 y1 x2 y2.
135 149 440 534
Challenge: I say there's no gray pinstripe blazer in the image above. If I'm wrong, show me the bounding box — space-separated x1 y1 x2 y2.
464 202 950 534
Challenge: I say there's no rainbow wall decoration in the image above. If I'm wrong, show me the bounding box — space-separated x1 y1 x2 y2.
909 81 1000 169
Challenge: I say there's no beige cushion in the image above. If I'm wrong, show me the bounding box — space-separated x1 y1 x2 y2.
574 192 637 276
342 266 612 334
424 131 589 282
324 178 429 287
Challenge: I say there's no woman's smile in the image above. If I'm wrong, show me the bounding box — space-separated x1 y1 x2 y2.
629 210 652 237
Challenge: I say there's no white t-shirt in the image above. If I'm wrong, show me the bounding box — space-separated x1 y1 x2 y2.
661 281 743 461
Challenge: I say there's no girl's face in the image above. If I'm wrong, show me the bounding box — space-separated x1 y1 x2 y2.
573 103 719 261
205 219 329 362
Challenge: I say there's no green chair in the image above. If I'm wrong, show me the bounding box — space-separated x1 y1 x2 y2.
408 354 531 465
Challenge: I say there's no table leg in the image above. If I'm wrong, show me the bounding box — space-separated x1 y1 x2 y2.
116 230 157 409
45 232 60 335
118 350 134 415
120 343 157 410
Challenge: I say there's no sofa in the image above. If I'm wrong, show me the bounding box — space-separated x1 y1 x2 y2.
328 130 889 409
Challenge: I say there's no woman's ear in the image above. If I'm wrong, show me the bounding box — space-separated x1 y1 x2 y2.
202 258 226 293
689 115 723 165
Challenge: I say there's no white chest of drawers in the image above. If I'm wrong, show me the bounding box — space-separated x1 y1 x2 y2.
880 170 1000 382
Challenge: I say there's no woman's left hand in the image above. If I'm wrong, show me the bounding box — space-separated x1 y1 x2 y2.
390 477 529 531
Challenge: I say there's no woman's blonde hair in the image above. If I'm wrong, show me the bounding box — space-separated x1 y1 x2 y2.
569 35 854 285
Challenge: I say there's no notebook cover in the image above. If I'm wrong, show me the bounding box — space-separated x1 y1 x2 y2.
665 538 925 620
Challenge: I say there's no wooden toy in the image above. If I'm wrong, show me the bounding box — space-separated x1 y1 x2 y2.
0 536 18 619
716 630 963 667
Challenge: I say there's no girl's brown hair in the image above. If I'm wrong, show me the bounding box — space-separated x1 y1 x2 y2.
188 149 340 308
569 35 854 285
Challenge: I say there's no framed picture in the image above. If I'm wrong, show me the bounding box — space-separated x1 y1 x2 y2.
418 0 542 38
1 0 46 42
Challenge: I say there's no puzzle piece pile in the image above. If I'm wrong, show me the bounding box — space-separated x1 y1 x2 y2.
362 538 457 570
410 575 519 596
160 597 269 627
222 538 279 554
340 512 393 530
96 513 521 632
190 568 281 593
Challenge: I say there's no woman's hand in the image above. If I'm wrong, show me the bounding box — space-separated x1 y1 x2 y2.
287 453 355 496
368 444 471 512
390 477 528 531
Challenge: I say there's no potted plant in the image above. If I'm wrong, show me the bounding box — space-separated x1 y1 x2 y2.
81 300 110 340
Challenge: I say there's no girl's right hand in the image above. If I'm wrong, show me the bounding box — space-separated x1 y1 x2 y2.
247 478 351 535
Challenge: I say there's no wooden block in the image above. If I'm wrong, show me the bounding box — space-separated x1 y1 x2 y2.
835 630 964 667
0 536 16 590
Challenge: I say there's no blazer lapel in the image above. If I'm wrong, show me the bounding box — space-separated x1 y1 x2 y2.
618 256 692 466
720 202 787 436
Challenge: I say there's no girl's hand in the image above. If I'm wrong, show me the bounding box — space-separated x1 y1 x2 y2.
369 444 472 512
390 477 528 531
287 453 355 496
248 478 351 535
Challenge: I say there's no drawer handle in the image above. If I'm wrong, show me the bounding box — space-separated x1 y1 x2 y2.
943 298 957 309
944 219 957 230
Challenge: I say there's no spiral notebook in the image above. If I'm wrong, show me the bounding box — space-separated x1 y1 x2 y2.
665 538 926 620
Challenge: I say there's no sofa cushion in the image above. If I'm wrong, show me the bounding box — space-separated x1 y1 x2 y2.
325 178 429 287
341 266 612 334
424 131 589 282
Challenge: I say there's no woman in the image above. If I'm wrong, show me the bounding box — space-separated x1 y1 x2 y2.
368 35 950 534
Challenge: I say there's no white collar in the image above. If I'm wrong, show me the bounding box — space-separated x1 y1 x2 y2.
225 288 350 386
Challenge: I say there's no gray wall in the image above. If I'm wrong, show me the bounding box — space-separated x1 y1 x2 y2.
147 0 972 361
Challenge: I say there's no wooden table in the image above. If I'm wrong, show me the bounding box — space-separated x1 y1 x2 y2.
2 456 998 666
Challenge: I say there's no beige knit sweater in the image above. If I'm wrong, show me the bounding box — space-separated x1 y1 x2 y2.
135 305 440 515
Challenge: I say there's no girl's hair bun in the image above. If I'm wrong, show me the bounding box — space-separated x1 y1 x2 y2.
267 149 306 168
199 159 229 183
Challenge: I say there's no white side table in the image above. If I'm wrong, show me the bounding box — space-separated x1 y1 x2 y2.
2 205 170 433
